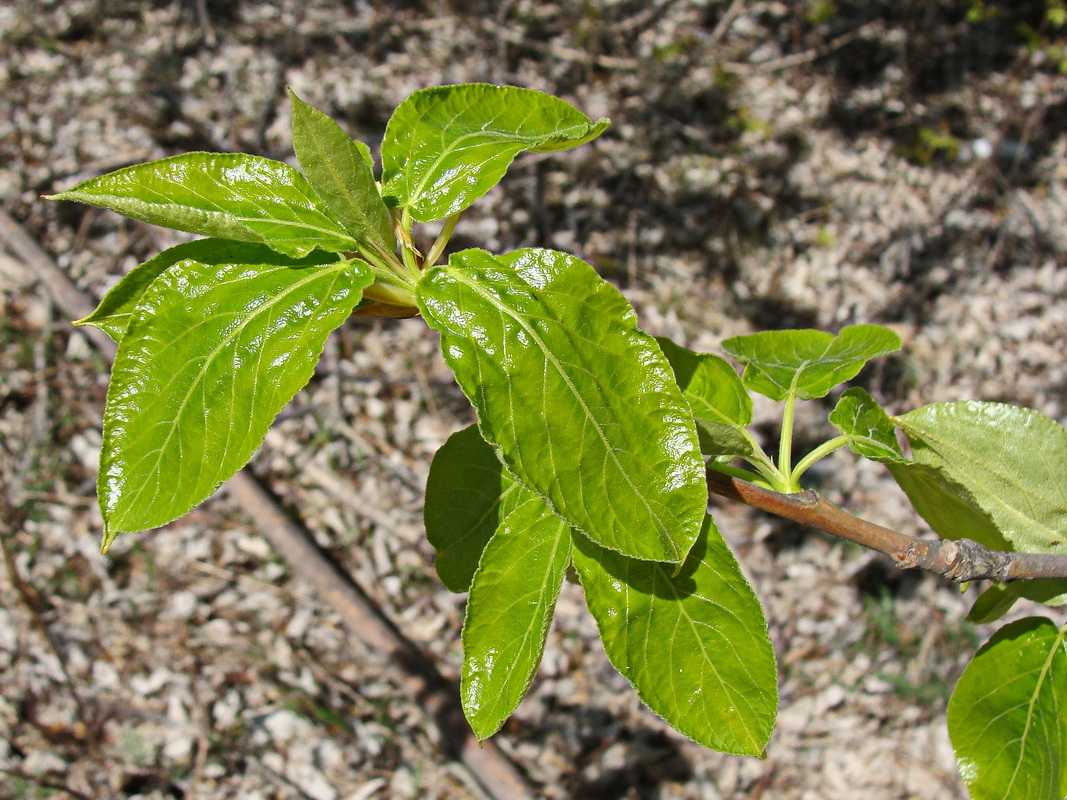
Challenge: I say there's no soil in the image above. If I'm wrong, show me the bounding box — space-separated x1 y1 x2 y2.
2 1 1066 799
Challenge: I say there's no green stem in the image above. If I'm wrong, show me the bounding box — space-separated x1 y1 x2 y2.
423 212 461 268
398 208 422 281
707 461 773 489
790 435 849 485
779 392 797 490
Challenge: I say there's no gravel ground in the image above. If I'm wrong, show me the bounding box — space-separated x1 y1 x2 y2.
2 1 1066 799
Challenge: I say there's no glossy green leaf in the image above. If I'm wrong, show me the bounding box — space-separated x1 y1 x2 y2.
572 516 778 756
381 84 609 222
948 617 1067 800
289 90 396 251
967 584 1019 624
828 387 907 463
462 493 572 739
425 425 523 592
721 325 901 402
75 239 334 343
894 402 1067 554
418 247 706 564
99 256 373 544
48 153 355 257
657 337 754 458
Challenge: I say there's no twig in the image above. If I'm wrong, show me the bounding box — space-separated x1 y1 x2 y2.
707 470 1067 583
707 0 747 49
0 767 94 800
0 208 535 800
723 20 884 75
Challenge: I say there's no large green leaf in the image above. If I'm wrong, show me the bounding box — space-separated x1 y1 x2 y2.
572 516 778 757
462 493 572 739
828 387 907 463
99 256 372 546
48 153 356 257
418 248 706 564
657 336 754 458
425 425 523 592
894 402 1067 555
948 617 1067 800
721 325 901 402
381 84 609 222
289 90 396 251
75 239 334 343
887 461 1012 552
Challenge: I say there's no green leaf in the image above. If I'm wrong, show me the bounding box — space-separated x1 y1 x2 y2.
462 494 572 739
721 325 901 402
289 90 396 251
99 256 373 542
381 84 609 222
418 248 706 564
48 153 356 257
948 617 1067 800
966 584 1019 624
425 425 523 592
887 461 1012 552
572 516 778 757
75 239 334 343
894 402 1067 554
828 387 907 463
656 337 754 458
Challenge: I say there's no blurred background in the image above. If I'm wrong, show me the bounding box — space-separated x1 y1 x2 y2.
1 1 1065 798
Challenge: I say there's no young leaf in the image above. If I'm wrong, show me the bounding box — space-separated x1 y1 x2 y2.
381 84 609 222
721 325 901 402
418 248 706 564
948 617 1067 800
99 256 373 546
828 387 907 463
894 402 1067 554
656 337 754 458
425 424 523 592
75 239 334 343
289 90 396 251
572 516 778 757
462 494 572 740
48 153 356 257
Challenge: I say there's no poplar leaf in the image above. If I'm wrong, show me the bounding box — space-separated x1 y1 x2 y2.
573 516 778 756
657 337 754 458
948 618 1067 800
290 90 396 251
381 84 609 222
48 152 355 257
425 425 523 592
99 256 372 543
75 239 332 343
722 325 901 402
418 247 706 564
894 402 1067 555
462 494 571 739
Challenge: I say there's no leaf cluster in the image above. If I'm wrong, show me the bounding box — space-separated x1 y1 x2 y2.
49 83 1067 796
